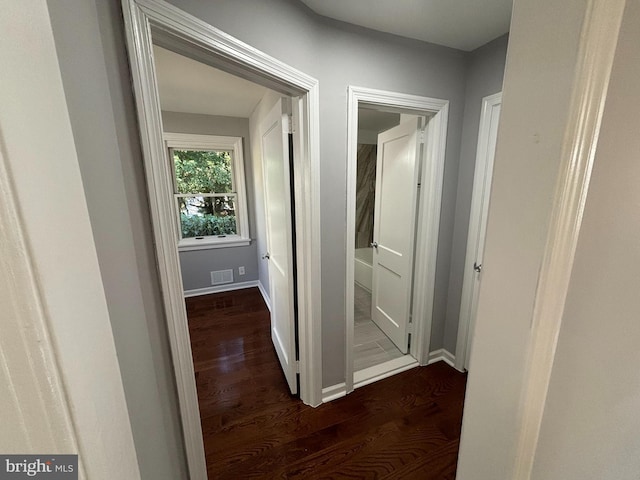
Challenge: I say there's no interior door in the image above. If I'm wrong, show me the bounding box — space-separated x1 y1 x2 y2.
261 98 298 394
371 118 422 354
460 94 502 371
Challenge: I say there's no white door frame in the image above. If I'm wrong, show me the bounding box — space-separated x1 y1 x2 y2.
345 86 449 395
454 92 502 371
121 1 323 478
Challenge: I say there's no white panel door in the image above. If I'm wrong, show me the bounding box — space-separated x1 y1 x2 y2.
371 118 422 353
261 98 297 394
458 93 502 371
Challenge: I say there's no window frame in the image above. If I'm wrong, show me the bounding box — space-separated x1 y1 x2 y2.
164 132 250 251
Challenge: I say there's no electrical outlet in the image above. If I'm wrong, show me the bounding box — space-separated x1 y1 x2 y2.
238 266 245 275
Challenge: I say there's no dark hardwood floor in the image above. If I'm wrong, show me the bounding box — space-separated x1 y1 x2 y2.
186 288 467 479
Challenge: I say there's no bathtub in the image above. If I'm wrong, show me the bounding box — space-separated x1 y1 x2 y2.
354 247 373 292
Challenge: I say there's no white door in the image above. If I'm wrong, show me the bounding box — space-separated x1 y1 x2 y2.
261 98 298 394
455 92 502 371
371 118 422 353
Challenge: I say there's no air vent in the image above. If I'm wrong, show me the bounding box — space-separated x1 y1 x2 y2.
211 269 234 285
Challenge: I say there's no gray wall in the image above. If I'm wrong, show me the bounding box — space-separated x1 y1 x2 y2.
166 0 469 386
179 246 258 291
47 1 187 478
443 35 509 352
161 111 260 290
46 6 507 477
532 1 640 476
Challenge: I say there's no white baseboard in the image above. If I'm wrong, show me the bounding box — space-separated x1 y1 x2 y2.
427 348 456 368
183 280 259 298
257 280 271 311
322 382 347 403
323 351 457 405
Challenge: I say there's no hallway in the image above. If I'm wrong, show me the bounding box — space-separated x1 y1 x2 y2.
187 288 467 479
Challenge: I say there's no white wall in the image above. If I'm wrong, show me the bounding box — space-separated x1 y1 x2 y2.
161 111 261 291
46 1 187 478
1 1 140 477
531 0 640 477
456 0 592 476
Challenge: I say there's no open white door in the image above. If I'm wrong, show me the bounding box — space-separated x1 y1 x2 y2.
261 98 298 394
371 118 422 354
455 92 502 371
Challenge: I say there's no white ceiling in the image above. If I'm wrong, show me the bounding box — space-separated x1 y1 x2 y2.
358 108 400 133
153 46 267 118
299 0 512 51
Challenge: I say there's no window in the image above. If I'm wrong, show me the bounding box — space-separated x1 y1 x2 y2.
164 133 250 250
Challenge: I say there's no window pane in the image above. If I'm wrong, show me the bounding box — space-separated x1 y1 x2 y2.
173 149 233 194
178 195 237 238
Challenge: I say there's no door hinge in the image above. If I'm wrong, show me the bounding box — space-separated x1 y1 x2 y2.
295 360 300 373
419 129 426 144
407 319 414 334
285 114 293 134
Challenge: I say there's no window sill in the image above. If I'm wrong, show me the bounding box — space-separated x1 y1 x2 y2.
178 237 251 252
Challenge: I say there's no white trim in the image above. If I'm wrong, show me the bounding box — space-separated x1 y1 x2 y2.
257 280 272 311
353 356 419 390
454 92 502 372
289 92 323 408
164 132 242 149
322 383 347 403
512 0 626 477
427 348 456 368
178 237 251 251
183 280 259 298
0 80 79 466
121 1 323 478
345 86 449 395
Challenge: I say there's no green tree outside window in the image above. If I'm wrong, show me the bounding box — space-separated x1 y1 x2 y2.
173 149 237 237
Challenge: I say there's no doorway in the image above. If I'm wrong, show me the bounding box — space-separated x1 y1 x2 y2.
154 42 303 470
454 92 502 371
344 87 450 396
353 109 426 385
122 2 323 477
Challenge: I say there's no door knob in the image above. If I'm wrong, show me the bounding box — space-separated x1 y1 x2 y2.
370 242 378 248
262 252 270 260
473 262 482 273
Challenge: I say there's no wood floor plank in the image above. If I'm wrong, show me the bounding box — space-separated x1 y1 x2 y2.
186 288 467 479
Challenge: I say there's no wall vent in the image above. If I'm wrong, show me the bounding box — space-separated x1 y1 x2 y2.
211 269 234 285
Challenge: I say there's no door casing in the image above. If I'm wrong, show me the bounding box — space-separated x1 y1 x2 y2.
344 86 450 397
122 1 323 478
